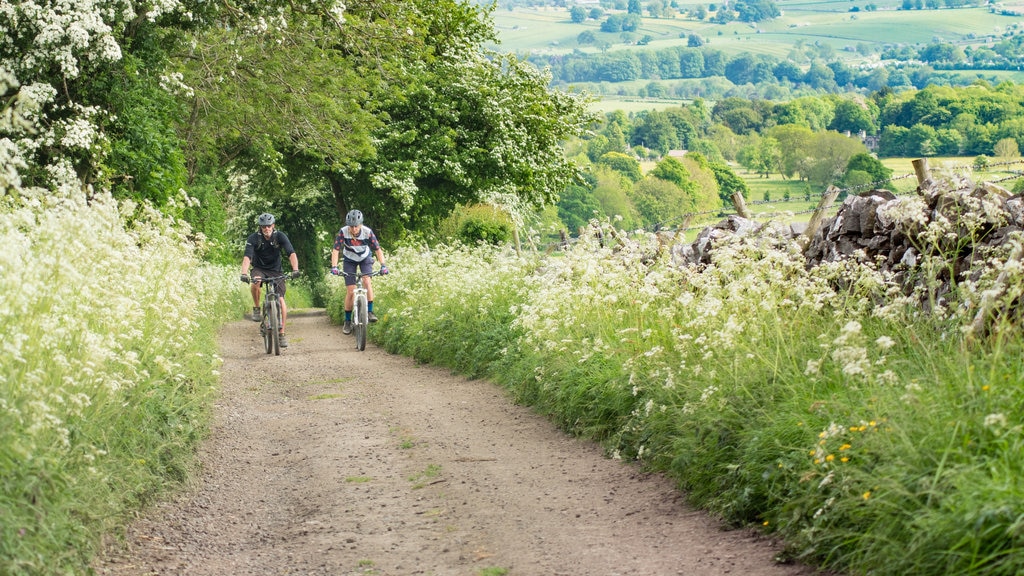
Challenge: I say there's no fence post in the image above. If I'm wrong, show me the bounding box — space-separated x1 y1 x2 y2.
732 191 751 219
512 226 522 254
912 158 931 188
799 185 841 252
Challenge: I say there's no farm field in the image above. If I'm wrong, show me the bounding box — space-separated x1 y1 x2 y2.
490 4 1024 61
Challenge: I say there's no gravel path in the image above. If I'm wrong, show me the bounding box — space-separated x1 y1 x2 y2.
96 310 819 576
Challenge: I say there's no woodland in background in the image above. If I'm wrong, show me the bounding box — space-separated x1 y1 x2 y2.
552 81 1024 235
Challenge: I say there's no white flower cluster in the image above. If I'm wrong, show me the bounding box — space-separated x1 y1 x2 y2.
0 188 236 479
877 195 928 229
330 1 347 24
159 71 194 98
4 0 136 78
145 0 184 21
0 138 26 193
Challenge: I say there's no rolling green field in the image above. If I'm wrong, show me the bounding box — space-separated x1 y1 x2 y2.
491 4 1024 63
495 3 1024 112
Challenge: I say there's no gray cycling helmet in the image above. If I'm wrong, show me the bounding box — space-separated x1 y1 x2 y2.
345 209 363 227
257 213 275 226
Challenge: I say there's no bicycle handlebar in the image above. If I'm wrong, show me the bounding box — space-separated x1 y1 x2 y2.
252 274 291 282
331 267 386 279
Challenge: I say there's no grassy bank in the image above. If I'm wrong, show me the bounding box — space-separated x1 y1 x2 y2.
354 209 1024 575
0 192 244 574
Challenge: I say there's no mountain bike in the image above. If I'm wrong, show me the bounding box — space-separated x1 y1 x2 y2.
250 273 290 355
344 269 381 352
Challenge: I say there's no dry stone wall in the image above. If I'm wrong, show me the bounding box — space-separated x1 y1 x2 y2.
671 177 1024 311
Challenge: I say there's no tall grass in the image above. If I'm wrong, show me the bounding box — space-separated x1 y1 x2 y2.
0 190 243 574
358 204 1024 575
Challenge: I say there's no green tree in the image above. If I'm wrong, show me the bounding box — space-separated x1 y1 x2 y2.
765 124 814 179
709 161 750 206
649 156 694 190
630 111 679 154
829 97 879 135
803 61 837 92
558 172 604 232
603 122 630 154
754 137 782 178
183 1 594 243
805 131 868 186
592 165 639 229
679 153 723 213
878 125 911 157
586 135 612 163
597 152 643 182
631 176 689 230
773 96 835 132
844 153 892 186
994 137 1020 158
907 123 939 156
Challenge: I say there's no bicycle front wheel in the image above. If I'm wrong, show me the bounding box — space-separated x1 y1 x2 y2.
354 297 367 351
268 299 281 356
262 303 273 354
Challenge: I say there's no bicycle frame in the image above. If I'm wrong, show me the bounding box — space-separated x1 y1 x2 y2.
344 269 379 351
253 274 289 356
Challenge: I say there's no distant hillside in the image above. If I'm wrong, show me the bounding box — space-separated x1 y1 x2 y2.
482 1 1024 102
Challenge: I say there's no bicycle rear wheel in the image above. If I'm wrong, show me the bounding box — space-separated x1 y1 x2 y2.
268 299 281 355
354 296 367 351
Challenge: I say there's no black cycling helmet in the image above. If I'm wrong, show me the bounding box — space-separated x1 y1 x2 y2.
257 213 275 226
345 209 363 227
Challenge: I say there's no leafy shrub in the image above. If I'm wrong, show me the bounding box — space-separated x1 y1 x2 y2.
438 205 513 245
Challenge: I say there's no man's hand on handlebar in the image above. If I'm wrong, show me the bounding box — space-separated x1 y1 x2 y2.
291 270 301 279
330 266 341 276
379 265 390 275
240 274 250 284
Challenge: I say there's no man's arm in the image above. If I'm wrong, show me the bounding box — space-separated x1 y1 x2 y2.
288 252 299 273
241 256 252 275
330 248 340 268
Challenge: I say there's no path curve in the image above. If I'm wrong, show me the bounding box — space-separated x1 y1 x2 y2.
96 311 818 576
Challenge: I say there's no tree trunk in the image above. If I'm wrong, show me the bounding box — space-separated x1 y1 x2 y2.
327 172 349 222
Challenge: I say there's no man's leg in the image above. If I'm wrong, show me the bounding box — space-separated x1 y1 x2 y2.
278 295 289 347
250 282 262 321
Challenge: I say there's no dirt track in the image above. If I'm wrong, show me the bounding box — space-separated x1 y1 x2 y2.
96 310 818 576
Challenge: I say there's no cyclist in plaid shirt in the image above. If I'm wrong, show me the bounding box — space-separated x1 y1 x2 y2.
329 210 389 334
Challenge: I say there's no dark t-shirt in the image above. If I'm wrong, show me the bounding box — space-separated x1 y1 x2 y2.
244 230 296 272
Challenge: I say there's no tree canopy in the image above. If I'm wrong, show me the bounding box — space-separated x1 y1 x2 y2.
2 0 594 254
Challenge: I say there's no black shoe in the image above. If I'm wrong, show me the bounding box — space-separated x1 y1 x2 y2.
278 332 288 347
368 311 378 323
252 307 261 322
342 321 352 334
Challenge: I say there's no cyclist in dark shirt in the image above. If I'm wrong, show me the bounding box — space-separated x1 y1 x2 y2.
240 213 300 347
